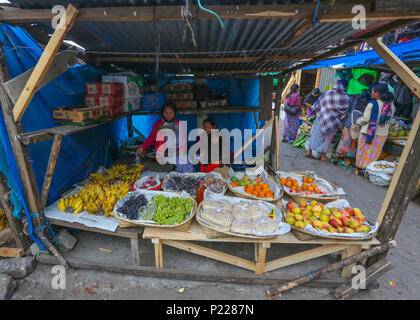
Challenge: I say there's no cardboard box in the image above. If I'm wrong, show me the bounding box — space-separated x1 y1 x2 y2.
167 92 194 100
53 106 107 126
102 75 143 100
84 95 99 107
123 98 140 113
165 82 194 92
174 100 197 109
86 83 102 95
101 82 124 96
98 95 123 109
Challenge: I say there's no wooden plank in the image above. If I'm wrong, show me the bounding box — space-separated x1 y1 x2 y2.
255 243 267 274
367 113 420 266
281 73 296 104
13 4 79 122
335 259 393 300
259 77 274 121
153 239 163 268
315 68 322 88
0 228 13 247
2 4 419 23
341 245 362 279
274 115 280 171
233 118 274 161
0 247 24 258
264 244 349 273
162 240 256 272
253 112 259 130
0 178 27 249
38 253 366 288
130 238 141 266
48 217 142 239
40 135 63 208
4 50 79 104
367 38 420 99
90 54 313 64
143 221 381 245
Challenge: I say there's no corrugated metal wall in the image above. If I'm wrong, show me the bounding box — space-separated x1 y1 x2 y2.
318 67 337 92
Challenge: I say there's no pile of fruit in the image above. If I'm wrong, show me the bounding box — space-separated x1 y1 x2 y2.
230 176 275 199
163 174 202 195
284 200 371 234
152 195 195 225
117 194 148 220
139 176 160 189
57 164 143 216
203 173 226 194
279 176 327 195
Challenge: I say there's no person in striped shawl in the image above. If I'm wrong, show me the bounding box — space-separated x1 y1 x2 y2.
306 79 352 161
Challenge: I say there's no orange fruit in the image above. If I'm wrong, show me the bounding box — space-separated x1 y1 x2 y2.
308 177 314 183
285 181 292 188
280 178 286 185
302 177 307 182
302 185 307 191
310 183 317 189
308 187 314 192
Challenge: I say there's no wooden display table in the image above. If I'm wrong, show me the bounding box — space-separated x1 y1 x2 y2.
143 221 380 276
48 218 143 265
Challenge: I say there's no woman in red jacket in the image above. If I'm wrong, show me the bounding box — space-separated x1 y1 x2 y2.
136 102 193 172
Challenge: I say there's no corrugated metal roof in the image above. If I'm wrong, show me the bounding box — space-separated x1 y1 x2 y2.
6 0 380 74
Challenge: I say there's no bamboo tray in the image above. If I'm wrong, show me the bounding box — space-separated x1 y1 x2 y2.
195 202 285 240
278 171 340 204
227 175 283 203
114 192 198 231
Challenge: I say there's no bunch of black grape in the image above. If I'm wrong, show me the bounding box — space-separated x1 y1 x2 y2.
117 194 148 220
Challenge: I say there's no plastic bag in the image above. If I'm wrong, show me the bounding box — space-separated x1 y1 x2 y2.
366 161 396 187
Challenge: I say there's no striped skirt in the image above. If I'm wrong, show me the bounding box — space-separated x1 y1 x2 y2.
356 134 387 169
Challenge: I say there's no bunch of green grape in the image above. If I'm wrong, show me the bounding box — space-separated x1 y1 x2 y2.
152 195 194 225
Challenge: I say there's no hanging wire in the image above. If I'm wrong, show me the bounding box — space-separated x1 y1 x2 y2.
197 0 224 29
181 0 197 47
313 0 321 25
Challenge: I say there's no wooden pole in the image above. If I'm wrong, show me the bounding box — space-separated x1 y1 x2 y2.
13 4 79 122
40 134 63 208
266 240 397 298
315 68 322 88
364 38 420 266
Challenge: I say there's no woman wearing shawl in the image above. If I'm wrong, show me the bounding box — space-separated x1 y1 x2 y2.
282 84 302 143
304 88 321 118
355 83 395 175
336 84 375 159
306 79 352 161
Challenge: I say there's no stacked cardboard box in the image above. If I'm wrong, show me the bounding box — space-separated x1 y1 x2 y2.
85 82 124 119
101 74 143 112
53 106 107 126
164 82 197 109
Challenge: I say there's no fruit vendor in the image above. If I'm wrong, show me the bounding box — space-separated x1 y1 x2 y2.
196 118 233 173
304 88 321 118
136 101 194 172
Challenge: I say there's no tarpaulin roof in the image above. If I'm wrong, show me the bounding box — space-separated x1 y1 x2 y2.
302 38 420 70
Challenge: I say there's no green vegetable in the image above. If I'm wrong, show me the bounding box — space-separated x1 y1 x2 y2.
231 177 239 183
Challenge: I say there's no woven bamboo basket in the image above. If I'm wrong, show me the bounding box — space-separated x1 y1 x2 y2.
115 198 198 231
290 221 376 241
196 202 284 240
227 175 283 203
162 173 228 196
278 171 340 204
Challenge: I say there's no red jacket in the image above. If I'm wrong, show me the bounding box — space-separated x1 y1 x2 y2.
141 118 186 154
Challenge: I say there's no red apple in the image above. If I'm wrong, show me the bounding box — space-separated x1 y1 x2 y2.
286 202 295 211
340 216 350 227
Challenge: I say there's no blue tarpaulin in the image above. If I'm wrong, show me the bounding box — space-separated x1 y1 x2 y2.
303 38 420 70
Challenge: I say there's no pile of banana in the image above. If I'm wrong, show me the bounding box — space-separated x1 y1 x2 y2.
57 164 142 217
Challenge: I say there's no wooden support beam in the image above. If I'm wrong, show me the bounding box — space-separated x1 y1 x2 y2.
40 135 63 208
13 4 79 122
315 68 322 88
1 4 420 23
367 38 420 98
335 259 393 300
89 54 314 64
259 76 274 121
274 115 280 171
38 252 374 288
341 245 362 279
0 177 28 250
127 115 133 138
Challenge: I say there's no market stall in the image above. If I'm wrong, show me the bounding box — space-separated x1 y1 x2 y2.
0 2 419 293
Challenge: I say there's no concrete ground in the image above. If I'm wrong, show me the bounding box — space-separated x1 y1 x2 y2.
9 117 420 300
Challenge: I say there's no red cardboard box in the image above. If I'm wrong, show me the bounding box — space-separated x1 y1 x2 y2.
84 95 99 107
98 95 123 109
86 83 102 95
101 82 124 96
